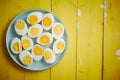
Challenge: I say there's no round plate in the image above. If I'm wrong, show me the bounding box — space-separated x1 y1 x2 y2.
6 9 68 71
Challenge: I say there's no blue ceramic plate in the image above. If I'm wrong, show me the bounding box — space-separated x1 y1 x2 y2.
6 9 68 71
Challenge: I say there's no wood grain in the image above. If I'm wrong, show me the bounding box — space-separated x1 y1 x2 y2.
51 0 77 80
104 0 120 80
25 0 51 80
77 0 103 80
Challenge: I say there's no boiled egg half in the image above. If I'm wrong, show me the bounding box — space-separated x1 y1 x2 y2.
43 48 56 64
21 36 33 50
19 50 33 66
28 24 43 38
52 22 64 39
53 39 65 54
11 37 22 54
15 19 28 35
42 13 54 30
37 32 53 45
27 12 43 25
32 44 43 61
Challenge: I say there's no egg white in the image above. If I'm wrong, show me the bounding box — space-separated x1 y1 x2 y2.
43 48 56 64
52 22 64 39
21 36 33 50
37 32 53 45
27 12 43 25
15 20 28 35
19 50 33 66
42 13 54 30
32 44 43 61
53 39 65 54
28 24 43 38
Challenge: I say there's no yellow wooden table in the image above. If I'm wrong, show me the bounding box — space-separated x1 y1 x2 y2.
0 0 120 80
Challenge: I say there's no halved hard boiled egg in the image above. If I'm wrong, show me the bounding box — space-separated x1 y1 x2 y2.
27 12 43 25
15 19 28 35
28 24 43 38
21 36 33 50
53 39 65 54
19 50 33 66
37 32 53 45
42 13 54 30
52 22 64 39
11 37 22 54
43 48 56 64
32 44 43 61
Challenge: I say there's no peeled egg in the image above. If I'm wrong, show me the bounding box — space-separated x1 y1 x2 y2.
19 50 33 66
28 24 43 38
43 48 56 64
52 22 64 39
37 32 53 45
32 44 43 61
53 39 65 54
21 36 33 50
11 37 22 54
42 13 54 30
27 12 43 25
14 19 28 35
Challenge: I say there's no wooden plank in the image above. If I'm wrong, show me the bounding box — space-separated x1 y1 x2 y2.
0 0 50 80
0 5 9 79
25 0 51 80
104 0 120 80
0 23 11 80
77 0 103 80
51 0 77 80
0 0 30 80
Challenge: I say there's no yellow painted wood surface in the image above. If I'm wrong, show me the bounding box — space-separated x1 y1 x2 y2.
0 0 120 80
0 0 50 80
104 0 120 80
51 0 77 80
77 0 103 80
25 0 51 80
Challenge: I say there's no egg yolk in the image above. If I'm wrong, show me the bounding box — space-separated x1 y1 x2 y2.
30 27 40 37
23 55 32 65
15 20 25 29
43 50 52 60
22 39 31 49
13 42 21 52
42 17 52 27
28 15 38 25
54 24 63 35
40 35 50 44
34 46 43 55
56 41 65 50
